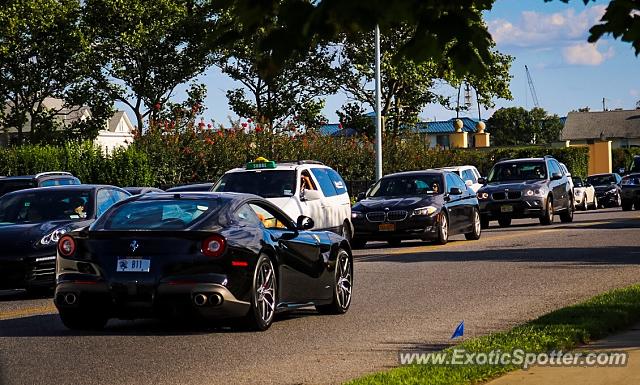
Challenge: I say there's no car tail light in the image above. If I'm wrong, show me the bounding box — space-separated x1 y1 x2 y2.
58 235 76 257
201 234 226 258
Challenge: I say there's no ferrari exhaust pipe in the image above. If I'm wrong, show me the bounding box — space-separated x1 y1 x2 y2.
64 293 77 305
209 293 223 306
193 293 208 306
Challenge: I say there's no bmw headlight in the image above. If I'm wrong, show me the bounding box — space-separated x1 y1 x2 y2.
477 192 489 200
525 187 547 197
351 211 364 219
40 228 68 246
412 206 438 216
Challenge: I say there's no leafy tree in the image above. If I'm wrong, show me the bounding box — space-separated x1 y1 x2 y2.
487 107 563 146
337 25 512 134
214 0 499 80
0 0 113 145
84 0 214 132
215 12 338 131
336 103 375 137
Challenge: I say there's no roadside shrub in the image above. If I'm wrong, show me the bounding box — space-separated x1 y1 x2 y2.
612 148 640 173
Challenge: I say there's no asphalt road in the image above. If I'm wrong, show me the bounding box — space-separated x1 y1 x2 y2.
1 208 640 385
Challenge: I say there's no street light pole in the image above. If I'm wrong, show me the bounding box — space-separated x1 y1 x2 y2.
374 25 383 181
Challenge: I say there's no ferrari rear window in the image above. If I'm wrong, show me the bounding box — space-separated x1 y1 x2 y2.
100 199 218 230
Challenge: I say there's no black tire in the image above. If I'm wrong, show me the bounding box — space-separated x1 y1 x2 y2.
350 237 367 249
622 200 633 211
25 286 53 298
387 239 402 247
497 216 512 228
341 221 352 242
242 254 277 331
635 200 640 210
435 212 449 245
316 249 352 315
580 198 588 211
465 208 482 240
615 193 622 207
560 197 574 223
59 309 108 331
540 197 554 225
480 215 490 229
590 196 598 210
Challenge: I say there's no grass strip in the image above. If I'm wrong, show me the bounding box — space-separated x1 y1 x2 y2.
346 284 640 385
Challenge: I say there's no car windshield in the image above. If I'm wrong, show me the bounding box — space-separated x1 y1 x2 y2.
572 177 584 187
212 170 297 198
488 162 547 182
368 175 444 197
0 189 93 224
99 199 218 230
587 175 616 186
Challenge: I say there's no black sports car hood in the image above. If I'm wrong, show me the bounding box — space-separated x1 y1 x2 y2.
478 180 546 193
353 195 441 212
0 220 85 258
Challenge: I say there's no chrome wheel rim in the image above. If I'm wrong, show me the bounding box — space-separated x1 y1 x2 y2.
548 201 554 222
255 259 276 323
335 251 352 309
441 215 448 240
474 210 481 235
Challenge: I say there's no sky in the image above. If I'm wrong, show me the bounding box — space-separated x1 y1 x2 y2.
177 0 640 125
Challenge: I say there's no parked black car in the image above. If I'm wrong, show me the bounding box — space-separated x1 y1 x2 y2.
350 170 481 248
166 183 214 192
0 172 80 197
0 185 130 293
477 156 574 228
621 173 640 211
54 192 352 331
586 173 622 208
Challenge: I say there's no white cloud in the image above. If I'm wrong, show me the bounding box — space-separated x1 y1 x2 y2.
489 5 606 48
563 42 614 66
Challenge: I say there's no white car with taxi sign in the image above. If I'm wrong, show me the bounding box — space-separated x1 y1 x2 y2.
212 158 354 239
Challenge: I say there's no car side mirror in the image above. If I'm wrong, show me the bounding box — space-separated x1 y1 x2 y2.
356 192 366 201
478 177 487 185
449 187 463 195
302 189 322 201
551 172 562 181
296 215 314 230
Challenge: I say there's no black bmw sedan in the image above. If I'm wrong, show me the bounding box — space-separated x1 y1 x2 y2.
350 170 481 248
54 192 353 331
0 185 130 294
587 173 622 208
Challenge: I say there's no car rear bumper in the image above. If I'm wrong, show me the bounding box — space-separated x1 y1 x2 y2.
352 215 438 241
54 277 250 320
479 197 546 219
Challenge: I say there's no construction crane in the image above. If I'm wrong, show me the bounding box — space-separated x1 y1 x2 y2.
525 65 540 109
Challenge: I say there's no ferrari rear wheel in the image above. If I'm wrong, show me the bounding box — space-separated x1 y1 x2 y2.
316 249 352 315
244 254 277 331
59 309 108 331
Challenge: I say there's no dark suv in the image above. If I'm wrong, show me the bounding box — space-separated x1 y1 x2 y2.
477 156 574 228
0 172 81 197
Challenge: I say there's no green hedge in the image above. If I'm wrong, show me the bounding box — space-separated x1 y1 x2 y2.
612 148 640 172
0 131 589 187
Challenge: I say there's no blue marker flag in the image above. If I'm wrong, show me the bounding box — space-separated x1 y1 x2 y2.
451 321 464 339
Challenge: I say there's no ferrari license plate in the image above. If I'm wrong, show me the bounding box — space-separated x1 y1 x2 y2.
378 223 396 232
117 259 150 272
500 205 514 213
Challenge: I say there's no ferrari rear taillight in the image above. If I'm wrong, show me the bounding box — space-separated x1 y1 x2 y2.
201 234 226 258
58 235 76 257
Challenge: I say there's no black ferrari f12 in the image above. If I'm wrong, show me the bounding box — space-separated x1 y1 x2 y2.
54 192 353 331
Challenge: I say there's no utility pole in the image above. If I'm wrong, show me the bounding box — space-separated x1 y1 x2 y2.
374 25 383 181
603 97 606 111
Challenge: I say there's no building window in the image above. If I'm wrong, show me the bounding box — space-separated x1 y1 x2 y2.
436 135 450 148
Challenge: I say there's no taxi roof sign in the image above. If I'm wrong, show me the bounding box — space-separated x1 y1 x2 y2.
246 157 277 170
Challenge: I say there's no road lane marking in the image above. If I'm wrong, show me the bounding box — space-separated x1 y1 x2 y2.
0 304 57 320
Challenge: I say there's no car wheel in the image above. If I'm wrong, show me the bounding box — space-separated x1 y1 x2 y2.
622 200 633 211
560 197 574 223
480 215 490 229
590 196 598 210
540 197 554 225
465 208 482 240
59 309 108 331
435 212 449 245
341 221 352 242
497 216 512 227
350 238 367 249
580 198 588 211
615 193 622 207
387 239 402 247
316 249 353 315
243 254 277 331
